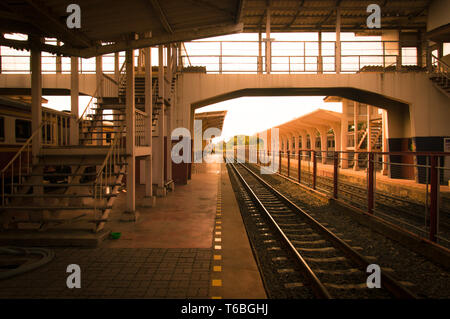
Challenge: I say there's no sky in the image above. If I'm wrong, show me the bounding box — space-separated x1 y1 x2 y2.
195 96 342 142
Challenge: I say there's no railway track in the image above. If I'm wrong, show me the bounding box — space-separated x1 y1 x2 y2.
228 161 417 299
278 165 450 246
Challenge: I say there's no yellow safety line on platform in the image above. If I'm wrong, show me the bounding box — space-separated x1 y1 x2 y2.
211 177 223 299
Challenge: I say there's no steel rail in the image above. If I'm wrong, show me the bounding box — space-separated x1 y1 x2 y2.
235 161 418 299
228 161 332 299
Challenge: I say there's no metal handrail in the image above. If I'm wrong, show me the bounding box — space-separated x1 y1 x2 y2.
1 122 43 175
1 122 44 206
135 109 147 116
92 122 125 225
431 54 450 80
182 42 192 67
78 81 101 122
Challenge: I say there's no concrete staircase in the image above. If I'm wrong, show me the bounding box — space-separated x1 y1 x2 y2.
1 66 175 237
1 151 125 232
429 74 450 98
429 55 450 99
370 119 383 151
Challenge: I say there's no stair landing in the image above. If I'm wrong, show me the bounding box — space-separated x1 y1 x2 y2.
41 146 118 156
0 229 110 247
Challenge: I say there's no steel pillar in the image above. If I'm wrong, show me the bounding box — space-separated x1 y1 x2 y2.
70 56 79 145
154 45 166 197
125 49 136 217
144 46 155 207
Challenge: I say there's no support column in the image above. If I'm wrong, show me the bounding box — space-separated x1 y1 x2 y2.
124 49 137 220
30 37 43 208
367 104 372 152
353 102 359 170
381 109 389 175
95 55 103 145
114 52 120 82
307 130 316 163
341 100 349 168
56 41 62 74
301 135 307 157
318 31 323 74
96 55 103 97
30 38 42 162
153 45 166 197
332 125 341 155
166 45 174 190
258 30 263 74
319 129 328 164
144 46 155 207
265 5 272 74
438 42 444 59
70 57 79 145
335 7 341 74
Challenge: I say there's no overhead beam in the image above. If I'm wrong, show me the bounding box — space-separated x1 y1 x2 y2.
235 0 246 23
285 0 305 28
316 0 342 28
185 0 235 18
23 0 93 47
148 0 173 34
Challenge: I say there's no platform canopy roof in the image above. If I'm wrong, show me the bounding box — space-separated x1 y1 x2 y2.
0 0 245 58
241 0 432 32
194 111 228 133
259 109 342 138
0 0 435 58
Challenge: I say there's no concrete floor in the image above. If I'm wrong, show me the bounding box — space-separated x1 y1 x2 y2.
104 162 220 249
0 158 266 299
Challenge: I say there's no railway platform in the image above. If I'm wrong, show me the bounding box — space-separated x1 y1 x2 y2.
0 158 266 299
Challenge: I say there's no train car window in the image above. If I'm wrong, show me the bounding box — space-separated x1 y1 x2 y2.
0 117 4 141
15 119 31 141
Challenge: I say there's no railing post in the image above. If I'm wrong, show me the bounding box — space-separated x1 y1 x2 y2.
298 150 301 183
367 152 374 214
287 150 290 177
312 150 317 190
333 152 338 199
279 151 282 174
219 41 223 74
429 155 438 242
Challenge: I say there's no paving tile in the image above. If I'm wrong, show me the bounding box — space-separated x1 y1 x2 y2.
0 247 214 299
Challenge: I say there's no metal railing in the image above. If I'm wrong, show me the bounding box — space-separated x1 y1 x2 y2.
180 40 409 74
92 123 125 232
135 109 148 147
0 51 129 74
431 54 450 81
253 149 450 247
1 107 73 206
1 122 43 206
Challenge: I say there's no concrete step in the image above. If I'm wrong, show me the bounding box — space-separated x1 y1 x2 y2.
1 206 112 210
4 193 117 198
34 162 127 166
5 182 122 187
